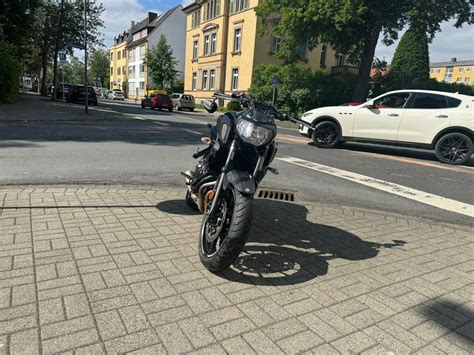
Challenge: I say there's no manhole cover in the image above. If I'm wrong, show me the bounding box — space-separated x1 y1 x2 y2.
256 188 295 202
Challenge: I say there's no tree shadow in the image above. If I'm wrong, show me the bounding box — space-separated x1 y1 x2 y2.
418 299 474 349
157 197 407 285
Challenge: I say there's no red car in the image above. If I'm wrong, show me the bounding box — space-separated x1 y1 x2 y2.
150 94 173 112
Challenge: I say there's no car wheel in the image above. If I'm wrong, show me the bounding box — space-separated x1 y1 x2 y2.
150 106 154 110
189 108 194 112
174 103 179 110
169 108 173 112
311 121 341 148
141 103 145 109
158 107 162 111
435 132 473 165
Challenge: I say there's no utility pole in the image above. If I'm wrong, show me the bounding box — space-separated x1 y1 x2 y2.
84 0 88 114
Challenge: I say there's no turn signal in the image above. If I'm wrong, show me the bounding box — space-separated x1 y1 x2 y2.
207 190 215 200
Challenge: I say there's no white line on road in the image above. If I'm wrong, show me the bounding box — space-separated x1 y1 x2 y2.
278 155 473 217
153 121 170 126
184 129 203 135
133 116 146 120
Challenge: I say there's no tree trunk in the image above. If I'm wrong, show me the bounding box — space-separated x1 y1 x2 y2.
40 51 48 96
352 24 382 102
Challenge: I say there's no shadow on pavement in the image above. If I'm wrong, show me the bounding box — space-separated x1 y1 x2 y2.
419 299 474 348
157 198 406 285
307 141 474 167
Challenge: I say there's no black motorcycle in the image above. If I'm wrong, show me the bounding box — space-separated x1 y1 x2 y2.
183 92 310 273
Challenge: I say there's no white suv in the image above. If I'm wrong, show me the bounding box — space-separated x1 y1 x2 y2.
299 90 474 165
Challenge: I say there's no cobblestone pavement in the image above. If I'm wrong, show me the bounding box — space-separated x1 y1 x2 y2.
0 186 472 354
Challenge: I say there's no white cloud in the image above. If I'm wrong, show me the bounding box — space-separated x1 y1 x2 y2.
99 0 161 48
375 21 474 63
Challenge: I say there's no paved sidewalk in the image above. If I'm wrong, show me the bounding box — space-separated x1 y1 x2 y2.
0 186 472 354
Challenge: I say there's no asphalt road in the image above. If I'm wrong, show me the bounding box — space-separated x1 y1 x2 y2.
1 96 473 227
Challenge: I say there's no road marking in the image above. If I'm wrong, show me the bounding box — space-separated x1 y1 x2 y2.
184 129 203 135
153 121 170 126
352 151 474 174
276 133 309 145
134 116 146 120
278 155 473 217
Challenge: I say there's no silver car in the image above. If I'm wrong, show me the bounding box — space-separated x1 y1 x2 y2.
170 93 195 111
110 90 125 100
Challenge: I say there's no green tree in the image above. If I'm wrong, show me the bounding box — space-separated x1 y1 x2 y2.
389 26 430 84
0 40 21 103
89 49 110 88
145 35 178 89
256 0 473 102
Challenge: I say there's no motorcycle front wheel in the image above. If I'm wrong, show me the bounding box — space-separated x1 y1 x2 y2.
199 187 253 273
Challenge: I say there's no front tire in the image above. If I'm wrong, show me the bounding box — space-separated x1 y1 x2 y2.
199 187 253 273
312 120 341 148
435 132 473 165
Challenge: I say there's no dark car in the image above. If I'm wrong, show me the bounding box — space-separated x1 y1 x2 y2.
67 85 98 106
56 83 73 100
150 94 173 112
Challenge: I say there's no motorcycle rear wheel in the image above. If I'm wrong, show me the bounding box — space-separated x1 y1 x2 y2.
199 187 253 273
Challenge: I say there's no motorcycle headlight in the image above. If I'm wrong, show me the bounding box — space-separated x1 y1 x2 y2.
236 119 272 146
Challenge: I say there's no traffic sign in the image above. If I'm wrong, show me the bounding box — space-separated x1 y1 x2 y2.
59 52 67 64
272 77 280 87
68 42 85 50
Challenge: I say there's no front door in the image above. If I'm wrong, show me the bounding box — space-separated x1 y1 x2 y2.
397 92 455 144
353 92 411 141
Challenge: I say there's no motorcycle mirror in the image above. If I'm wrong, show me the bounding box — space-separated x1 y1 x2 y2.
203 100 218 113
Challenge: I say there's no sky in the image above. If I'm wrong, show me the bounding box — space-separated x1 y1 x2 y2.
100 0 474 64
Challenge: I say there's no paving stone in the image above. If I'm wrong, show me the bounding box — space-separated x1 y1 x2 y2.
41 315 95 339
263 318 307 341
298 311 342 342
42 328 100 354
119 305 150 333
330 331 378 354
179 316 216 349
63 293 90 319
39 297 65 325
95 310 127 340
276 330 324 354
156 323 193 354
8 328 39 354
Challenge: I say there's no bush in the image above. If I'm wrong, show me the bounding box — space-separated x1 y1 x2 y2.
249 64 357 114
0 40 21 103
226 101 242 112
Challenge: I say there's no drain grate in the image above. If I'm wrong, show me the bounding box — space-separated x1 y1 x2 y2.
256 188 295 202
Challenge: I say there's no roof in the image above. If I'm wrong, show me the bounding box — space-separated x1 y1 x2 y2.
379 89 473 100
149 5 181 33
430 60 474 68
182 0 201 12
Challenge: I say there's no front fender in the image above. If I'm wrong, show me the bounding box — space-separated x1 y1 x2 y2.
224 170 256 195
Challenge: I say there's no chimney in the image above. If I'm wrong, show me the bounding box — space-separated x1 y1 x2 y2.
131 20 135 27
451 57 457 63
148 12 158 23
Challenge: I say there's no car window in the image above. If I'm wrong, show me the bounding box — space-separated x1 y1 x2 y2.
150 94 157 98
158 94 169 99
411 93 448 109
188 95 194 100
374 93 410 109
446 97 462 108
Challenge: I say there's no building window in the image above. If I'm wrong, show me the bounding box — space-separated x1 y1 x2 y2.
211 33 217 54
459 67 464 73
465 77 471 83
203 0 220 21
230 0 249 14
297 45 307 60
456 77 462 83
320 45 327 67
202 70 209 90
117 51 121 60
210 69 215 90
231 68 239 91
336 54 346 67
139 64 145 78
139 82 145 90
233 28 241 52
436 68 441 74
122 49 126 58
430 69 434 74
192 72 197 91
444 67 453 81
117 67 121 76
110 67 113 75
467 66 472 72
204 35 210 56
122 66 126 76
193 40 198 60
192 9 201 28
110 52 114 61
271 36 281 53
128 49 132 61
140 45 146 59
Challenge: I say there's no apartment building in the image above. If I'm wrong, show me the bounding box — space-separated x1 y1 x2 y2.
430 58 474 85
183 0 341 102
109 31 129 92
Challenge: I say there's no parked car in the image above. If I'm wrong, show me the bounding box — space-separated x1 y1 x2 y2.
110 89 125 100
150 94 173 112
299 89 474 165
67 85 98 106
340 102 361 106
170 93 195 111
56 83 73 100
141 94 154 108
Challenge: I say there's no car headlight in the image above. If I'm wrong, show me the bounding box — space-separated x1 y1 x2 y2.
236 119 272 146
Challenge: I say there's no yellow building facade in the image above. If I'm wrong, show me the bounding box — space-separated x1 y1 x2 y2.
430 58 474 85
109 32 129 92
183 0 341 102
